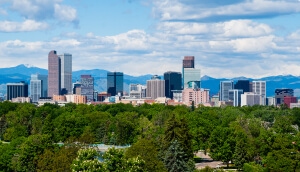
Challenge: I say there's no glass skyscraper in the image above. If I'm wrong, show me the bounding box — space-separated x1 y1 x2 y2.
183 68 201 89
30 74 48 102
164 71 182 99
107 72 123 96
60 53 72 94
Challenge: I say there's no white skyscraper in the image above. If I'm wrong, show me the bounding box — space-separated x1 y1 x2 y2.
129 84 146 99
30 74 48 102
252 81 266 105
59 53 72 94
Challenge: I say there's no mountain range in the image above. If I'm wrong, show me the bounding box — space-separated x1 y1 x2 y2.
0 64 300 97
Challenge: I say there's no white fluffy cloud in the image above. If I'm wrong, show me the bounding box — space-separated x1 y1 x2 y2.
0 20 49 32
1 0 78 27
152 0 300 21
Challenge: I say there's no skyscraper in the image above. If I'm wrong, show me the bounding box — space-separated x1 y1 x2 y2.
234 80 250 93
182 56 194 68
60 53 72 94
252 81 266 105
146 75 165 99
107 72 123 96
164 71 182 99
228 89 243 107
30 74 48 102
219 81 233 101
183 68 201 89
7 81 28 100
81 75 94 102
48 50 60 97
48 50 72 97
182 56 201 89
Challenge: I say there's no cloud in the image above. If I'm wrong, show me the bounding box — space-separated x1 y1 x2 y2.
6 0 78 25
152 0 300 21
0 20 49 32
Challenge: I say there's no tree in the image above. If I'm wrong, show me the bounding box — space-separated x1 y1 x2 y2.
164 114 193 159
163 140 190 172
71 148 104 172
72 147 146 172
125 138 167 172
15 134 53 171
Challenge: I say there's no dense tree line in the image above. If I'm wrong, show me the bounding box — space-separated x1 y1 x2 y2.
0 101 300 171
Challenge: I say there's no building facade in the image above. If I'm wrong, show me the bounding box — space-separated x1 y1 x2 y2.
129 84 146 99
30 74 48 103
241 92 261 106
48 50 61 97
219 81 233 101
7 82 28 101
164 71 182 99
183 68 201 89
146 76 165 99
81 75 94 102
252 81 266 105
283 96 297 108
228 89 243 107
59 53 72 94
107 72 124 96
234 80 250 93
182 88 209 106
275 88 294 106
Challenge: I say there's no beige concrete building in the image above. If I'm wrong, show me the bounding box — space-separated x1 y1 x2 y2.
182 88 209 106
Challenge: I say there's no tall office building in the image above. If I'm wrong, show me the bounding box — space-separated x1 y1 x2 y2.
183 56 194 68
252 81 266 105
48 50 72 97
107 72 124 96
146 75 165 99
164 71 182 99
30 74 48 102
234 80 250 93
275 88 294 105
48 50 60 97
81 75 94 102
219 81 233 101
183 68 201 89
59 53 72 94
229 89 243 107
7 82 28 101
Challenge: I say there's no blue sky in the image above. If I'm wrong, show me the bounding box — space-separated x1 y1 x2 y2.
1 0 300 78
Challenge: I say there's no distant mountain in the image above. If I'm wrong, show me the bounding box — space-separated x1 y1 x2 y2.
0 64 299 97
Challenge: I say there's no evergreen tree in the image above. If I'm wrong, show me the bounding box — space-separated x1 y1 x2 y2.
163 140 189 172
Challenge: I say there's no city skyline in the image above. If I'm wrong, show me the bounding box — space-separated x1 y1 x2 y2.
1 1 300 78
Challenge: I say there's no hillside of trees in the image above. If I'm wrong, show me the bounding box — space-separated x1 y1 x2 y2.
0 101 300 171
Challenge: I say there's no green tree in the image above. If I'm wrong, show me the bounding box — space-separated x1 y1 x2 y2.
71 148 104 172
125 138 167 172
163 140 190 172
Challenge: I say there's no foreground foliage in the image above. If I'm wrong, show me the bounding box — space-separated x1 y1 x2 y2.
0 102 300 171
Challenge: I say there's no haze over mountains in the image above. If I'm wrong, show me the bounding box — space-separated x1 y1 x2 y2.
0 64 300 97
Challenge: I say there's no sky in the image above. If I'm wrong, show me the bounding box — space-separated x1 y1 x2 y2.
1 0 300 78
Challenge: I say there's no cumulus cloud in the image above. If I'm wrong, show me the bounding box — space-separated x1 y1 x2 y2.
0 20 49 32
152 0 300 21
5 0 78 25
